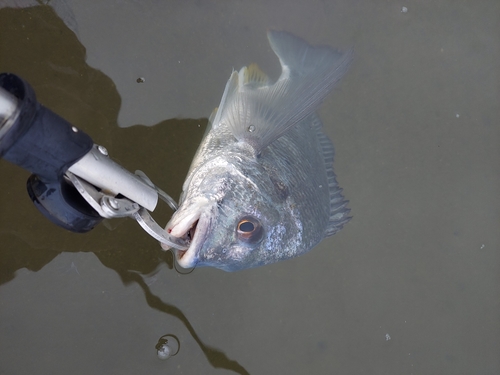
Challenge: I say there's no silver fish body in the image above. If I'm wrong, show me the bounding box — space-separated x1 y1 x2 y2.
165 31 353 271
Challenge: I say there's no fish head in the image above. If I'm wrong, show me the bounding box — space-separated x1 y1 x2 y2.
166 152 301 272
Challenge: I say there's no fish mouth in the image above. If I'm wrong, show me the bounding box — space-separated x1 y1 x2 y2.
166 207 210 269
175 219 198 260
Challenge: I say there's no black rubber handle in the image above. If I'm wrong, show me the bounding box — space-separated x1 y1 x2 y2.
0 73 93 182
0 73 102 233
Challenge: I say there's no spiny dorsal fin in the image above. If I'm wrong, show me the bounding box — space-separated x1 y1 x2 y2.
310 115 351 236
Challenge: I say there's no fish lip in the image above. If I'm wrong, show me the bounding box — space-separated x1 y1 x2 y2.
167 210 210 269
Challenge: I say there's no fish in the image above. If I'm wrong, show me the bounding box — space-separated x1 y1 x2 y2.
163 30 353 271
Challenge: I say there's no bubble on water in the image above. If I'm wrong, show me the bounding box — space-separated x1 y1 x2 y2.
155 334 180 360
157 344 171 360
401 6 408 13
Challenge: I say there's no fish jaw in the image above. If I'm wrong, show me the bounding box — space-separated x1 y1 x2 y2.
165 197 213 269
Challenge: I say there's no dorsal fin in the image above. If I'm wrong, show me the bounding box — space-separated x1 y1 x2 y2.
310 115 351 236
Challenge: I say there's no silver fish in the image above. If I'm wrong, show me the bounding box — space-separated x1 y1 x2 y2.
164 30 353 271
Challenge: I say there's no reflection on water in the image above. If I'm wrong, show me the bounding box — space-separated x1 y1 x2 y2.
126 267 250 374
0 5 248 374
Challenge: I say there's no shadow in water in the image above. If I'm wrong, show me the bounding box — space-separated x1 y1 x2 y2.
123 269 250 375
0 5 249 374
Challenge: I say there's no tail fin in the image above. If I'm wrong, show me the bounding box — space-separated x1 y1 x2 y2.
217 30 353 153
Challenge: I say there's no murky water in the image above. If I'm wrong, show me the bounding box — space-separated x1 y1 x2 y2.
1 1 499 374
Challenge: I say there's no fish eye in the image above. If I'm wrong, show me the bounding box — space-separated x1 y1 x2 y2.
239 221 255 232
237 216 263 244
